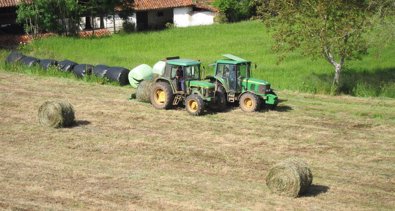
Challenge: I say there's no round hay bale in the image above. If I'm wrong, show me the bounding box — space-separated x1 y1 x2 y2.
38 101 75 128
136 80 155 103
20 56 40 67
58 60 77 72
92 64 109 78
152 61 166 76
5 51 25 64
39 59 58 70
73 64 93 78
105 66 130 86
128 64 153 88
266 158 313 197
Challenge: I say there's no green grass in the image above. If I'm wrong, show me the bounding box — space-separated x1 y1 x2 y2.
3 21 395 97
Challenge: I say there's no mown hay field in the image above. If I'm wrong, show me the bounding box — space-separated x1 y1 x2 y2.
0 70 394 210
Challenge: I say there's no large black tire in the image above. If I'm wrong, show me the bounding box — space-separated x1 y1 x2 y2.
209 85 227 112
186 94 205 116
239 92 261 112
150 82 174 110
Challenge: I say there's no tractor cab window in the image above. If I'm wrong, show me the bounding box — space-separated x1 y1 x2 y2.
238 63 249 78
170 66 181 78
184 65 200 80
216 64 225 77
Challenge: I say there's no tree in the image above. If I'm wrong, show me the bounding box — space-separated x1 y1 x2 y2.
17 0 82 35
213 0 256 22
259 0 395 90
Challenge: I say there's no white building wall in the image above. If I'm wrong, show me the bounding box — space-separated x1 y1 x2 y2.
173 7 215 27
79 14 136 33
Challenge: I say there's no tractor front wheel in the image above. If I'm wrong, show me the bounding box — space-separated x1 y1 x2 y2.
186 94 204 116
150 81 174 109
239 92 260 112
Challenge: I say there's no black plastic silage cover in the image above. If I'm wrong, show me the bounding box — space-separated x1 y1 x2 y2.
39 59 58 70
5 51 25 64
72 64 93 78
58 60 77 72
105 67 130 86
20 56 40 67
92 65 109 78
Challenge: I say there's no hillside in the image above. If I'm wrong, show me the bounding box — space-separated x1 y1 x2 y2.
22 21 395 98
0 70 394 210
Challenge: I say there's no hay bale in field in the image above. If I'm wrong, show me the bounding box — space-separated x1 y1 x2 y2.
92 64 109 78
58 60 77 72
38 101 75 128
152 61 166 76
72 64 93 78
39 59 58 70
266 158 313 197
19 56 39 67
105 66 130 86
128 64 153 88
136 80 155 103
5 51 24 64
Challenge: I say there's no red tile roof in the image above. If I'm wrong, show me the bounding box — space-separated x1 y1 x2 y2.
134 0 216 11
0 0 31 8
134 0 193 11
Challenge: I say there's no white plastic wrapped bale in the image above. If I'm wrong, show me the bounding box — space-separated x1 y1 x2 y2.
152 61 166 76
128 64 153 88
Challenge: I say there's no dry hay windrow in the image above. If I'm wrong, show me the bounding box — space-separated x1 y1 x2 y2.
266 158 313 197
38 101 75 128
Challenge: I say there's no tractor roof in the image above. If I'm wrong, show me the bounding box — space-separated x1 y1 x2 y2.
216 54 251 65
167 59 200 66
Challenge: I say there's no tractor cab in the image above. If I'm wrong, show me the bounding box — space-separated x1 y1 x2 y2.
209 54 278 112
163 58 202 93
150 57 215 116
214 54 251 94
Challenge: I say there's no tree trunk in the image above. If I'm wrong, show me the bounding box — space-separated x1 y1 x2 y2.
333 63 342 86
113 11 116 33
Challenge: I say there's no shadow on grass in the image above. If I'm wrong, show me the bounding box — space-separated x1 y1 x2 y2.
72 120 91 127
310 67 395 97
303 184 330 197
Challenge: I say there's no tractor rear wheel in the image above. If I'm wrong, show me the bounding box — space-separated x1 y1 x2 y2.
209 85 227 112
239 92 261 112
150 81 174 109
186 94 204 116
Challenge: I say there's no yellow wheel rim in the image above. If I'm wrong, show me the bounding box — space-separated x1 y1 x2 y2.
244 98 253 108
155 89 166 104
189 100 198 112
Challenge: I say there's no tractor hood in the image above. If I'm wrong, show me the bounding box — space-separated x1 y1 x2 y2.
189 80 215 89
242 78 270 85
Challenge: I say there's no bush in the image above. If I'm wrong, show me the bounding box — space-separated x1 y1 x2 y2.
122 21 135 33
213 0 257 22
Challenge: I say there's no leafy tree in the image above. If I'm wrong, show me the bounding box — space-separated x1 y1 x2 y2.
214 0 256 22
17 0 82 35
259 0 395 90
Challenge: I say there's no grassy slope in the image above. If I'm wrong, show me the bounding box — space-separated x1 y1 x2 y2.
0 70 394 210
23 21 395 97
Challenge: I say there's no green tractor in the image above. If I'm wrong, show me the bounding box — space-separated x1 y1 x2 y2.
150 57 215 116
208 54 278 112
